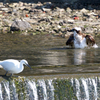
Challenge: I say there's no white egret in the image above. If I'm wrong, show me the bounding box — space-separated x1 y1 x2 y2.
0 59 31 76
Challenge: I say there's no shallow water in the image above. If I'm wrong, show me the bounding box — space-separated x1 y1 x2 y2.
0 33 100 76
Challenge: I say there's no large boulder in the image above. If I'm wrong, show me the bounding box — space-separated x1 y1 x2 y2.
10 19 32 31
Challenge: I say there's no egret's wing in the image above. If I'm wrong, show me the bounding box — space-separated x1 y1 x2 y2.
0 60 19 71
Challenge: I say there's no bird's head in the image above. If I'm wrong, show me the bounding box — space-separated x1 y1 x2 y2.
67 27 81 34
21 59 32 69
74 27 81 32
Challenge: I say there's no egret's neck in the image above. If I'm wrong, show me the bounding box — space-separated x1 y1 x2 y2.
19 62 24 72
0 61 3 63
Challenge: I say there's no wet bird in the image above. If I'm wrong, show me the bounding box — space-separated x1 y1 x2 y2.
66 27 98 49
0 59 31 76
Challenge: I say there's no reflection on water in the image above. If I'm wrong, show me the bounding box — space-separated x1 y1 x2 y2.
39 49 85 66
37 48 99 66
74 49 86 65
39 51 68 66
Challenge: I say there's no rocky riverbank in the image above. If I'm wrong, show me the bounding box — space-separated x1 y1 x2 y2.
0 1 100 37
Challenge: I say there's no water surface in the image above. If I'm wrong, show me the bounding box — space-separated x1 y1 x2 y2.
0 33 100 76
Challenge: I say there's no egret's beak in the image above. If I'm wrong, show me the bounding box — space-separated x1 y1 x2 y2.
26 64 32 69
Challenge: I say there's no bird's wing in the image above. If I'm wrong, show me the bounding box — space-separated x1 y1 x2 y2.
85 35 95 46
1 60 19 71
66 34 74 46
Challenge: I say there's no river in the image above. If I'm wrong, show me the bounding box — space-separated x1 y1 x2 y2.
0 33 100 100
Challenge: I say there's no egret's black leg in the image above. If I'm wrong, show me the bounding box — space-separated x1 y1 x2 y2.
5 71 8 76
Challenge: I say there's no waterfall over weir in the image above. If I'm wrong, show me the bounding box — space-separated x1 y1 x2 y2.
0 76 100 100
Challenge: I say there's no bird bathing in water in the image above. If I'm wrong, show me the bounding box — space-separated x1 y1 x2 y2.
0 59 31 76
66 27 98 49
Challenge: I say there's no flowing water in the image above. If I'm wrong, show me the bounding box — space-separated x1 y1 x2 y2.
0 33 100 100
1 76 100 100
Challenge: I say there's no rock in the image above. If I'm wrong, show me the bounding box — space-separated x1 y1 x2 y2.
88 18 93 22
80 8 88 13
84 27 94 34
41 2 55 12
21 31 28 35
0 2 3 7
0 7 9 12
59 21 63 26
49 30 56 34
23 3 28 6
65 31 73 37
0 1 99 36
2 19 12 27
2 27 10 33
67 19 74 23
57 25 61 29
23 18 38 24
19 6 26 10
42 7 51 12
19 1 24 7
66 7 72 13
10 18 32 31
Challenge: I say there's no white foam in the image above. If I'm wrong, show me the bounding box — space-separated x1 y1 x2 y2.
92 44 98 48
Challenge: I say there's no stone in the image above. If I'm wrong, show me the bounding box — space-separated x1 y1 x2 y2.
80 8 88 13
19 1 24 7
84 27 94 34
67 19 74 23
2 19 12 27
10 18 32 31
42 7 51 12
0 1 99 36
66 7 72 13
19 6 26 10
2 27 9 33
0 2 3 7
0 7 9 11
